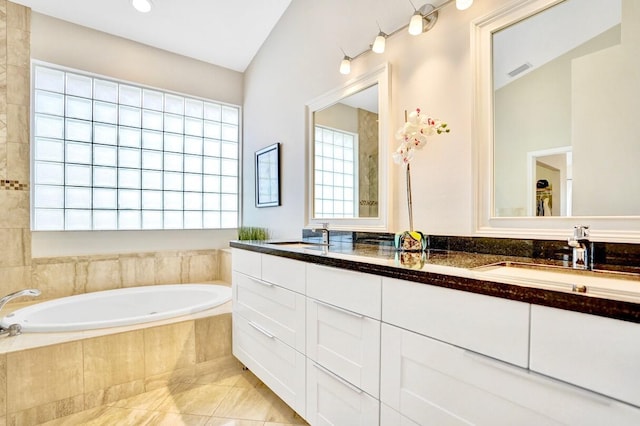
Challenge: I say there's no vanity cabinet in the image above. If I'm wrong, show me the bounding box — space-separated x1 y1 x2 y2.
231 250 307 416
305 264 382 424
306 360 380 426
382 276 530 367
233 247 640 425
530 304 640 408
381 322 640 426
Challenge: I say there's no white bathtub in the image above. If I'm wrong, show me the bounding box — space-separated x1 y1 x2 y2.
0 284 231 333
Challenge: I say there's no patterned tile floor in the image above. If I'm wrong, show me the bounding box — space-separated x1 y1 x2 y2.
42 356 308 426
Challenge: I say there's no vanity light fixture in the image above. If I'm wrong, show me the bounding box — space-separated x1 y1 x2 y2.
456 0 473 10
408 4 439 36
372 31 387 53
131 0 152 13
339 0 473 74
339 55 352 75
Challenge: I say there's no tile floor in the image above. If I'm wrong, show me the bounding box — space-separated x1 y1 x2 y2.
42 356 308 426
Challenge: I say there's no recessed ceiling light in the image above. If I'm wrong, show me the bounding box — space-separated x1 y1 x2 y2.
131 0 152 13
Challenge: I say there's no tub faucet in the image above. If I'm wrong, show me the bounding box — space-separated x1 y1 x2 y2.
312 222 330 245
0 289 41 336
567 225 592 270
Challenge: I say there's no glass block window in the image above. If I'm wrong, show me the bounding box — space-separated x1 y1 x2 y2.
314 125 357 218
32 64 240 231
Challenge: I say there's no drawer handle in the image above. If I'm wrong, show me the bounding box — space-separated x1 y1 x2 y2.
313 362 363 394
463 350 612 406
314 299 364 319
247 276 274 287
247 321 275 339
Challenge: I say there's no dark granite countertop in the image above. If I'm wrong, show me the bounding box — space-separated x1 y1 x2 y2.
230 240 640 324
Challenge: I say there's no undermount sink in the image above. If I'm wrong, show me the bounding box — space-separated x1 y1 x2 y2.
267 241 328 249
475 262 640 301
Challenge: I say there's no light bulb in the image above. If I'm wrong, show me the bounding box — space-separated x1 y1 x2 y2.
456 0 473 10
132 0 152 13
408 12 424 36
340 56 351 75
372 32 386 54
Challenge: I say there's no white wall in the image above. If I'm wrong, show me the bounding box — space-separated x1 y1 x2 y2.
572 0 640 216
243 0 506 239
30 13 243 256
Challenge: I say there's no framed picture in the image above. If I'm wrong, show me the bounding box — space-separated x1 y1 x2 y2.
255 142 281 207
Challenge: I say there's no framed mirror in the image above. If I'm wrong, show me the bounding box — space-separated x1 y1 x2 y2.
473 0 640 242
306 63 391 231
255 143 281 208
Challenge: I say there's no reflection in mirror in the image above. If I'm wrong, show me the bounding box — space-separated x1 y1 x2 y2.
313 85 378 219
306 63 390 232
492 0 639 218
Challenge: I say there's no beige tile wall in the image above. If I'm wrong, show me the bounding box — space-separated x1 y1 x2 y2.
30 249 225 299
1 313 232 424
0 1 32 301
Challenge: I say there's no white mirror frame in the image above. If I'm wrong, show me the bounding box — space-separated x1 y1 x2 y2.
472 0 640 243
305 63 392 232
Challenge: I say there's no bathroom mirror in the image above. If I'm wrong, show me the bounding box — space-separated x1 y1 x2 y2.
473 0 640 241
306 63 391 231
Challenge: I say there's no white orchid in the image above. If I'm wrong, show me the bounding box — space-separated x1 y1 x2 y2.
393 108 449 165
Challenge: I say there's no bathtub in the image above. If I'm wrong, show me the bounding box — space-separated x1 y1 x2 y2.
0 284 231 333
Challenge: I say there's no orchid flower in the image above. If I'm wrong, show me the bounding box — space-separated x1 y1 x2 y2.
393 108 450 165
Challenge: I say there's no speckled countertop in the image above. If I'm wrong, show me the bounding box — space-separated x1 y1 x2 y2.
230 240 640 324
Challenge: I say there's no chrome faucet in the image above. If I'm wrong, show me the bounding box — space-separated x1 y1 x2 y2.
567 225 592 270
312 222 330 245
0 289 41 336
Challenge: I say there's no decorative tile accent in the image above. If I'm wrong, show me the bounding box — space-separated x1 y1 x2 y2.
0 179 27 191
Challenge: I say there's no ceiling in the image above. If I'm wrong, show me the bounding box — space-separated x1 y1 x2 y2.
493 0 620 89
10 0 292 72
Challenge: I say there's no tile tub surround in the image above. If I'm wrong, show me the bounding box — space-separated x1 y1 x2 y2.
0 309 236 425
230 240 640 324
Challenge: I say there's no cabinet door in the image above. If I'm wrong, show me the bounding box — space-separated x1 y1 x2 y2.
381 323 640 426
307 264 382 319
306 298 380 397
233 271 305 352
382 277 530 367
306 361 379 426
262 254 306 293
530 304 640 408
232 313 306 417
232 248 261 278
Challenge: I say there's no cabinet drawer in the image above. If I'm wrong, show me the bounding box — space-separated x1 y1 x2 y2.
262 254 306 293
232 248 261 278
306 264 382 319
381 323 640 426
233 271 306 352
380 404 420 426
382 277 530 367
306 298 380 397
530 305 640 408
306 360 379 426
232 313 306 417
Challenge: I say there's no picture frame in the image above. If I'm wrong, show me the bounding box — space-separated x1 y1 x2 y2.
255 142 281 207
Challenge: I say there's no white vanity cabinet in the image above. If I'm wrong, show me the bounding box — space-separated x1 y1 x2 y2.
231 249 307 417
232 247 640 425
305 264 382 424
382 276 530 367
381 322 640 426
530 304 640 408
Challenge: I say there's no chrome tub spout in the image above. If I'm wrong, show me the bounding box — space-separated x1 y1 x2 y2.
0 288 41 336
